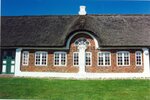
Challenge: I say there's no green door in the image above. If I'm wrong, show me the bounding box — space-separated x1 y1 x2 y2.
2 56 15 74
6 57 11 74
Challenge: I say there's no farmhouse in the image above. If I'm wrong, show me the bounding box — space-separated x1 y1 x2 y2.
1 6 150 78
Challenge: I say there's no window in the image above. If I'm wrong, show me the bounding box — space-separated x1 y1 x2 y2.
22 51 29 66
135 51 142 66
54 52 67 66
73 52 92 66
74 38 90 46
98 52 111 66
117 52 130 66
35 52 48 66
73 52 79 66
86 52 92 66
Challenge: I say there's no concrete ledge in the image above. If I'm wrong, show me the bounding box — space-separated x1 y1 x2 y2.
15 72 150 79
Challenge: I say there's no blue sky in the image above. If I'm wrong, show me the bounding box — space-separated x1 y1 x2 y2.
1 0 150 16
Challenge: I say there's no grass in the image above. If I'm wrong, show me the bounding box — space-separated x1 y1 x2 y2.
0 77 150 100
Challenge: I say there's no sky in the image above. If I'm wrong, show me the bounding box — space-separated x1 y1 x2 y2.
1 0 150 16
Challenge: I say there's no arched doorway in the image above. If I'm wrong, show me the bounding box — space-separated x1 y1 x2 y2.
67 31 99 73
74 38 90 73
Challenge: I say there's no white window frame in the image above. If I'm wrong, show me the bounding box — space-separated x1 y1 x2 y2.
74 37 90 46
73 52 79 66
85 52 92 66
54 52 67 66
73 52 92 66
135 51 142 66
35 51 48 66
117 51 130 66
22 51 29 66
97 52 111 66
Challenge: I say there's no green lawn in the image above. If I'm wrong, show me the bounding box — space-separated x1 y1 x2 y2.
0 77 150 100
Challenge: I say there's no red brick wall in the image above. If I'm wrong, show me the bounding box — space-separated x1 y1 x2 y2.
21 33 143 73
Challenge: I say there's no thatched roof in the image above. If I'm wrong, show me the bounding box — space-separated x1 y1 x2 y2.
1 15 150 48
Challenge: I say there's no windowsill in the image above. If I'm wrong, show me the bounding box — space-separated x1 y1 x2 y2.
22 65 29 67
53 65 67 67
117 65 130 67
97 65 111 67
73 66 79 67
136 65 143 67
35 65 48 67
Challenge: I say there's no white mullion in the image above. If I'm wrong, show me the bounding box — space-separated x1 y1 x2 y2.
40 53 42 65
103 53 105 66
141 52 143 65
27 53 29 65
59 53 61 66
136 53 139 65
123 53 124 66
64 52 66 66
40 53 43 65
122 53 123 66
140 52 142 66
109 53 111 66
90 52 92 66
128 53 130 66
135 53 137 65
54 53 56 66
46 53 48 66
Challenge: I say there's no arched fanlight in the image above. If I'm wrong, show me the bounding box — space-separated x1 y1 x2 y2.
74 38 90 46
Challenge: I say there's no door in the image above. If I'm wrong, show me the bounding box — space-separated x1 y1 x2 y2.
75 38 90 73
2 51 15 74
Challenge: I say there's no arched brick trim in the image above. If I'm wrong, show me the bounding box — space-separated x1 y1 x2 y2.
66 31 99 49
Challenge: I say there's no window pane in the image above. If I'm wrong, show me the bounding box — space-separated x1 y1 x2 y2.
61 53 66 66
117 52 129 66
54 53 59 65
22 52 29 65
54 52 66 66
118 53 123 65
98 53 104 65
74 38 89 46
105 53 110 65
136 52 142 66
35 53 40 65
124 53 129 65
35 52 47 66
73 52 79 66
41 53 47 65
86 52 91 66
98 52 110 66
